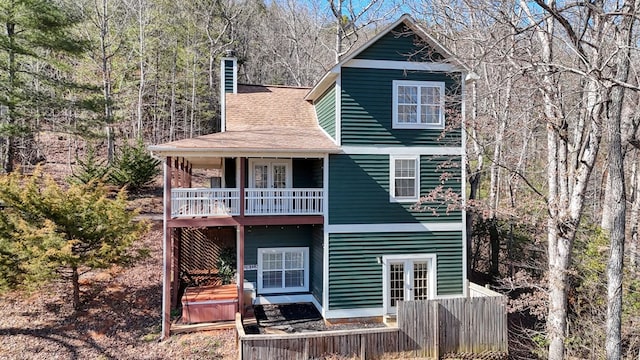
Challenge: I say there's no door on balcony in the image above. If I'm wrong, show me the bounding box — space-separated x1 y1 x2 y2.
383 254 436 315
248 159 292 214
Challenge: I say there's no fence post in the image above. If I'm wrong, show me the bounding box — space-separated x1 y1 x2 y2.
360 333 366 360
433 301 440 359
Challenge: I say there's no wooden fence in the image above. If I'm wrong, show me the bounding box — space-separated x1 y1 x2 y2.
236 292 507 360
398 296 508 358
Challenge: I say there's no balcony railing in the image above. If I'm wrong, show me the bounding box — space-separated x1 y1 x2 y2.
171 188 323 218
172 188 241 217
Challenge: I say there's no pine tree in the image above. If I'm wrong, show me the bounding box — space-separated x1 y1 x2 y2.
0 0 90 172
0 169 149 310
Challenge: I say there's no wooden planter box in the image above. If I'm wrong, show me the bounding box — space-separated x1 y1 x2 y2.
181 284 238 323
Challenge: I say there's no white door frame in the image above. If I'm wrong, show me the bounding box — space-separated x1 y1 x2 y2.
248 159 292 188
382 254 437 315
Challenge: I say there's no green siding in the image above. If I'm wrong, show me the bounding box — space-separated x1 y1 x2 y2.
340 67 462 146
224 60 234 93
328 231 464 310
316 84 336 139
328 154 462 224
243 159 322 188
224 158 236 188
293 159 323 188
243 225 319 294
310 226 324 303
356 24 445 62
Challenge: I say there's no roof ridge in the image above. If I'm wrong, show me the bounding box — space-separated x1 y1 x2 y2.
237 83 311 90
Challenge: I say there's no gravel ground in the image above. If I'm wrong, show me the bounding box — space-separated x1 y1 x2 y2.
251 303 386 334
0 221 237 360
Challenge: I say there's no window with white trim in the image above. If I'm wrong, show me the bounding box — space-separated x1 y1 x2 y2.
392 80 445 129
257 247 309 294
390 155 419 202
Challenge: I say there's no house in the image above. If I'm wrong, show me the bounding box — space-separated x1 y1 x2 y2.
149 14 472 339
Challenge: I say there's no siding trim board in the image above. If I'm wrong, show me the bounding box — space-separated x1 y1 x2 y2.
324 307 383 319
341 145 462 155
327 222 463 233
322 154 330 317
335 72 342 145
344 59 461 72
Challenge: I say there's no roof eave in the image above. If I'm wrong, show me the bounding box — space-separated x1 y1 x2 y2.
149 146 341 158
304 69 339 102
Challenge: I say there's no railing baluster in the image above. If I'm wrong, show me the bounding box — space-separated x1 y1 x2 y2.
171 187 323 217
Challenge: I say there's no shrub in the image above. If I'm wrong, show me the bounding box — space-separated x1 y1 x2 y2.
69 146 110 185
108 140 160 192
0 169 149 309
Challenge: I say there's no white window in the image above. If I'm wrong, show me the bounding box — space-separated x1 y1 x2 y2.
392 80 445 129
257 247 309 294
382 254 437 315
390 155 419 202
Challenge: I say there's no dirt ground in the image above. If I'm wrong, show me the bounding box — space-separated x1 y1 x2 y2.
0 221 238 360
0 133 411 360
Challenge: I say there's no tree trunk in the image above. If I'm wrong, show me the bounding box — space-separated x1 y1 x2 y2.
605 2 636 357
4 20 17 173
72 266 80 311
99 0 115 163
136 0 146 138
631 157 640 270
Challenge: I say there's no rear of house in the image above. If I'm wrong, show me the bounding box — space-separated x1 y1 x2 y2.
150 14 471 339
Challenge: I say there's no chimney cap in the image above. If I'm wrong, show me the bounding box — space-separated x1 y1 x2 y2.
224 49 236 58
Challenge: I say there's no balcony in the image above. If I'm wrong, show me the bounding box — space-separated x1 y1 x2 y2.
171 188 324 218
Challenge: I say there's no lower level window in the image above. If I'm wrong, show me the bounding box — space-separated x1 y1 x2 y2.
257 247 309 293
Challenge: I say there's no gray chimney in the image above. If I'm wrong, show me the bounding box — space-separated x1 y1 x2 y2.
220 50 237 132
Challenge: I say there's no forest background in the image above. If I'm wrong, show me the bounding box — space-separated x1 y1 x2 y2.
2 0 640 359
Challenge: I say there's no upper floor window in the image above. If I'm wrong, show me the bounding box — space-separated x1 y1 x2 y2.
390 155 420 202
392 80 445 129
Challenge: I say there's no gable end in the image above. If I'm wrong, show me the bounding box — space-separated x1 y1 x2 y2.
355 24 445 62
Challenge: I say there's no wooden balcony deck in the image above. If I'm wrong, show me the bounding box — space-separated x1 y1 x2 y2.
171 188 323 218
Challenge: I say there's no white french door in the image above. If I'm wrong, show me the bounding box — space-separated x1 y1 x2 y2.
383 255 436 314
248 159 292 213
252 161 289 189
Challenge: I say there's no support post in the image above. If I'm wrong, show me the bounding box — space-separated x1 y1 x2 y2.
173 158 179 187
240 157 246 217
162 157 173 339
237 225 245 316
237 157 246 317
172 228 181 308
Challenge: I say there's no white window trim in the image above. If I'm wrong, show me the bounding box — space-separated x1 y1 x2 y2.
390 155 420 203
392 80 445 129
382 254 437 315
248 159 292 188
257 247 309 294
